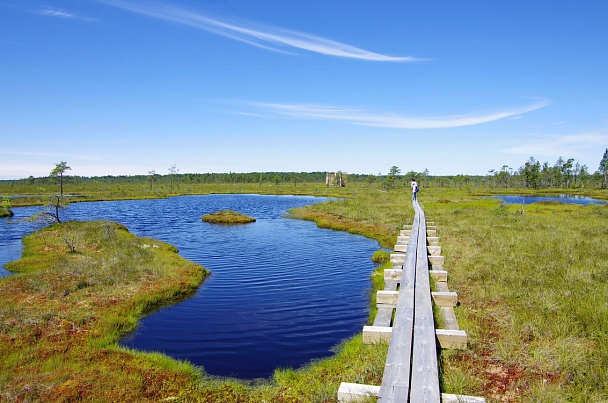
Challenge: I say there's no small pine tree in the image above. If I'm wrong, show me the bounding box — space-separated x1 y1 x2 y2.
599 148 608 188
50 161 71 195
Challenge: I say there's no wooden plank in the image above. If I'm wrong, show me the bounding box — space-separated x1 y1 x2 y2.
435 282 450 292
436 329 468 349
441 394 486 403
338 383 380 402
390 253 406 265
374 307 395 327
431 291 458 307
363 326 392 344
394 244 408 253
338 385 486 402
439 306 460 330
428 255 445 266
379 212 418 402
427 236 439 246
410 208 441 402
397 236 410 245
377 291 399 305
427 245 442 256
384 269 402 282
384 280 398 292
429 270 448 282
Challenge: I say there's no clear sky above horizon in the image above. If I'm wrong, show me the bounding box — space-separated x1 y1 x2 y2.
1 0 607 179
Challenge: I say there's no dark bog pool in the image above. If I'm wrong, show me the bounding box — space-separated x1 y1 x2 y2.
491 194 606 205
0 194 379 379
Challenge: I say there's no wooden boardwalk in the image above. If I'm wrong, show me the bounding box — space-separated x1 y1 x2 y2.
338 201 485 403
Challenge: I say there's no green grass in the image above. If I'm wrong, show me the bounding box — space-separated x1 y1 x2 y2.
423 196 608 402
0 208 13 217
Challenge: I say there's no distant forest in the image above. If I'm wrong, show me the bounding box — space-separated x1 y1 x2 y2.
3 152 608 191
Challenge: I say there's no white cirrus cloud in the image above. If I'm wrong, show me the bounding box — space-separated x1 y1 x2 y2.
242 99 550 129
504 131 608 157
35 8 98 22
95 0 419 62
40 9 76 18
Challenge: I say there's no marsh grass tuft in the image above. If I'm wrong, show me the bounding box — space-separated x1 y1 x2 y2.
371 250 390 263
202 209 256 224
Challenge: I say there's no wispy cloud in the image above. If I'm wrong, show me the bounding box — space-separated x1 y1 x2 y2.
95 0 418 62
34 7 98 22
39 9 75 18
241 99 550 129
504 131 608 157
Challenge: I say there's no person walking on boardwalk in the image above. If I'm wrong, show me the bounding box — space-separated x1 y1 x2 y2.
411 179 419 201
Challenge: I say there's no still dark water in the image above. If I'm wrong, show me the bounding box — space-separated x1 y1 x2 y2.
0 195 380 379
491 194 606 205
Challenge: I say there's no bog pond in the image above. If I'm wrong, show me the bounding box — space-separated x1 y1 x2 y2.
491 194 606 205
0 194 380 379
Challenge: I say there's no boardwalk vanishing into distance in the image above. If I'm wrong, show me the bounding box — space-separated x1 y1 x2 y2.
338 201 486 403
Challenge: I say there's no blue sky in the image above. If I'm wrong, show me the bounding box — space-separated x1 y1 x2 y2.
1 0 607 179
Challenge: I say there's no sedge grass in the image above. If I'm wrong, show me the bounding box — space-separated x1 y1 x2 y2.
422 196 608 402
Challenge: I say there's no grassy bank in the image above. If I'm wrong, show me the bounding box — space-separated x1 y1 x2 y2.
0 208 13 217
1 182 355 207
0 221 211 401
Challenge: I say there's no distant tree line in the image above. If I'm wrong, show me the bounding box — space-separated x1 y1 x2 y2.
2 150 607 191
484 153 608 189
378 152 608 190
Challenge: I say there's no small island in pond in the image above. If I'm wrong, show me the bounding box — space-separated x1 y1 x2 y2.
201 209 256 224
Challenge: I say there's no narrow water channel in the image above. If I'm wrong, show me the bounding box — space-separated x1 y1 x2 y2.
0 195 380 378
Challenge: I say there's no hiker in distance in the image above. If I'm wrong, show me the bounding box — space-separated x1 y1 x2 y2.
411 179 419 201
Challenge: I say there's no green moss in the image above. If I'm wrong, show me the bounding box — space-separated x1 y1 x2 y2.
0 207 13 217
371 249 390 263
202 209 256 224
